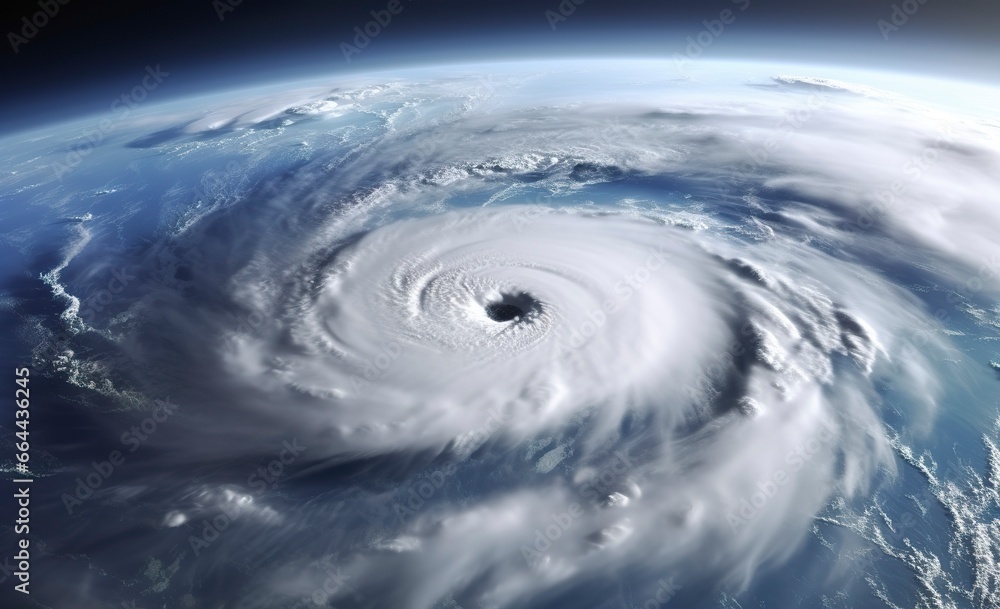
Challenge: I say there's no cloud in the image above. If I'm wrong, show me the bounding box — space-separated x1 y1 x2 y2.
12 61 999 608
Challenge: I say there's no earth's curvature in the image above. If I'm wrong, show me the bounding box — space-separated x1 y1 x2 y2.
1 59 1000 609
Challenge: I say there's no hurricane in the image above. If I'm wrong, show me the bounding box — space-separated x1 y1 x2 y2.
2 59 1000 609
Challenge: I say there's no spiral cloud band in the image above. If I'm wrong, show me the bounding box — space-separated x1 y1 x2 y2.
9 60 1000 609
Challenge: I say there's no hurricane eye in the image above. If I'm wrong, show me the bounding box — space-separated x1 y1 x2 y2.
483 292 539 323
485 303 523 322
